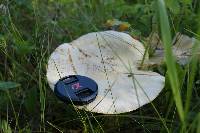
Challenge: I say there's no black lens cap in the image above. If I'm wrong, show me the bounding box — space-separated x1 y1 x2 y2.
54 75 98 105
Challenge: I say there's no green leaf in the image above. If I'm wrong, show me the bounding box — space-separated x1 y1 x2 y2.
182 0 192 5
165 0 180 14
0 120 12 133
13 39 35 55
0 81 20 91
24 87 37 114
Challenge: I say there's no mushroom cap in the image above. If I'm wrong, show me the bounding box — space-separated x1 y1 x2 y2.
47 31 165 114
172 33 196 65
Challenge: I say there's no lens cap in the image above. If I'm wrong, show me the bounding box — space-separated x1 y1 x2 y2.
54 75 98 105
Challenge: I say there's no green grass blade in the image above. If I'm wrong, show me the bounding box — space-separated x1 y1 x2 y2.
184 42 199 117
157 0 184 123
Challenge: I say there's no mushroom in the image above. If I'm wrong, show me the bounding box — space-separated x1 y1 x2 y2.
172 33 197 65
47 30 165 114
147 32 199 66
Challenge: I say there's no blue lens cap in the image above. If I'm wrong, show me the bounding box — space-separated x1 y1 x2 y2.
54 75 98 105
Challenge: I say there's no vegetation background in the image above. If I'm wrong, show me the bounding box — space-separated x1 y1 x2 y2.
0 0 200 132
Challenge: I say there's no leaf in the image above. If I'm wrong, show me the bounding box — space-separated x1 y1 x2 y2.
165 0 180 14
24 87 37 114
0 35 7 49
0 81 20 91
0 120 12 133
105 19 130 31
13 39 35 55
182 0 192 5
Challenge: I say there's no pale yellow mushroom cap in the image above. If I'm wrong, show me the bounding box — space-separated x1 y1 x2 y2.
47 30 165 114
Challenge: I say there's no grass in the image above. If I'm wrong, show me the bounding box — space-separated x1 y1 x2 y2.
157 0 184 126
0 0 200 132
